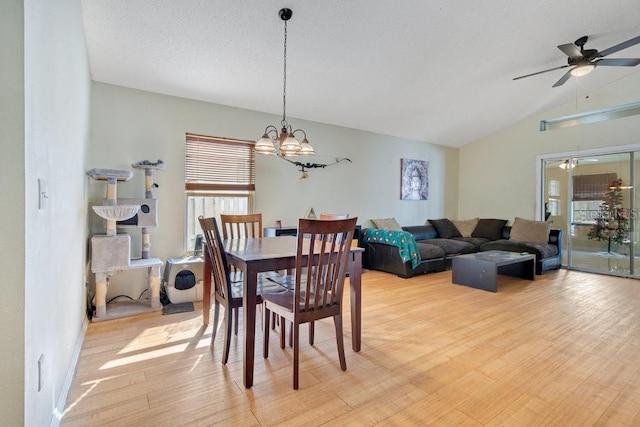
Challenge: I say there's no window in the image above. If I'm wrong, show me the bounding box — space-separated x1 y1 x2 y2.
572 173 616 201
185 133 255 251
572 173 617 224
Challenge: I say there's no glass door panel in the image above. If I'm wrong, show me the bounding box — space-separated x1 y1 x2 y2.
633 152 640 276
543 159 569 265
568 153 632 276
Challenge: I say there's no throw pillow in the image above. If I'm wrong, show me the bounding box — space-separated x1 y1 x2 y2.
428 218 462 239
510 217 551 244
451 218 479 238
371 217 403 231
472 218 508 240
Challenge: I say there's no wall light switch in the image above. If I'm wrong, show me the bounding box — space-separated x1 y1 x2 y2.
38 178 47 210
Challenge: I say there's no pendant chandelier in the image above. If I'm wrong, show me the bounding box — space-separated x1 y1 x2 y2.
255 8 315 157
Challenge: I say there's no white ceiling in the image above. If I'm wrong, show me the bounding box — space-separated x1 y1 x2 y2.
80 0 640 148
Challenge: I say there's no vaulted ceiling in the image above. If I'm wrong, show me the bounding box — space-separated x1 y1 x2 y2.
81 0 640 147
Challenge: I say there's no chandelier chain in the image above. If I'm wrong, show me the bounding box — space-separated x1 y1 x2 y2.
282 19 288 127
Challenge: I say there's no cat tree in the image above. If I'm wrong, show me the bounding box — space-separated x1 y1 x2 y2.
88 160 165 321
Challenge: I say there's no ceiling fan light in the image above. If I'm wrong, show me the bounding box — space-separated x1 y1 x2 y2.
570 63 596 77
559 159 577 169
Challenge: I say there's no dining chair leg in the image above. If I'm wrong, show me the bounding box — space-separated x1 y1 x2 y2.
333 314 347 371
263 307 270 358
211 301 221 349
222 308 233 365
309 321 315 345
279 316 286 349
234 308 239 335
289 320 293 347
293 322 300 390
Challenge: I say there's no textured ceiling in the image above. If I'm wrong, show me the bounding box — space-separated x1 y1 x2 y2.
80 0 640 147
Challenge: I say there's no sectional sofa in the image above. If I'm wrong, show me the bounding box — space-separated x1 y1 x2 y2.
360 218 563 278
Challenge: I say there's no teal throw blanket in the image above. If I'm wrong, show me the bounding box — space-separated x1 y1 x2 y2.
362 229 421 268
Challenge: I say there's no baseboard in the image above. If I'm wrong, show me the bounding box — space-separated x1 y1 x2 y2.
49 316 89 427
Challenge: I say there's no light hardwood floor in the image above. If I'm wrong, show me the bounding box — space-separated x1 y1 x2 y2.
61 269 640 426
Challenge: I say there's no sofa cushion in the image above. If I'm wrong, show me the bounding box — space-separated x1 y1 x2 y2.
428 218 462 239
371 217 403 231
403 225 438 240
423 238 477 256
480 240 559 259
452 236 489 251
415 242 446 260
510 217 552 244
451 218 479 237
472 218 508 240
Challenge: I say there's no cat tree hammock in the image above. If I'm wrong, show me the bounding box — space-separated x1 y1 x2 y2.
88 160 165 321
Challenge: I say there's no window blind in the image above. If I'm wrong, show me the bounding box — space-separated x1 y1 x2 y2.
185 133 255 192
572 173 616 201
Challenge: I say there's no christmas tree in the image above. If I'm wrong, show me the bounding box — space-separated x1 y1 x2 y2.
587 178 630 253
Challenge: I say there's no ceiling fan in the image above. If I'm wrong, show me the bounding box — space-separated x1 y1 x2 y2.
513 35 640 87
556 158 598 169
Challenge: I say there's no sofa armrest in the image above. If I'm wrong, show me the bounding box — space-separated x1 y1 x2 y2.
548 228 562 245
362 228 421 267
549 228 563 266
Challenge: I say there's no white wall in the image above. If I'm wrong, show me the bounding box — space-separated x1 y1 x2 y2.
88 82 459 298
0 0 26 424
23 0 91 425
459 70 640 222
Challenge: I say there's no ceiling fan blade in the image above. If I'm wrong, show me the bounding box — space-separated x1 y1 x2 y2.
596 58 640 66
557 43 584 60
513 64 569 81
552 70 573 87
598 35 640 57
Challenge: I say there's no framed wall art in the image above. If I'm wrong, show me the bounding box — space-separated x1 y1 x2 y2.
401 158 429 200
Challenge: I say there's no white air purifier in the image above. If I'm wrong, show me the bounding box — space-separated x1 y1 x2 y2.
163 256 204 304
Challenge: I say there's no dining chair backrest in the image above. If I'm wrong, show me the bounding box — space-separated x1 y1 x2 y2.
319 212 349 220
198 216 231 303
220 213 263 239
318 213 349 242
295 217 357 316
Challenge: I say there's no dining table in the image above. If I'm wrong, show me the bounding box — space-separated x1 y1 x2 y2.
202 235 364 388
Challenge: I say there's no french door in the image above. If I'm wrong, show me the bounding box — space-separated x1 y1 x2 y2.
541 149 640 278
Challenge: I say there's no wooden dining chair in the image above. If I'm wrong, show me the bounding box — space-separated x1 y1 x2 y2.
219 212 286 333
220 213 263 239
221 212 293 278
306 212 350 341
219 213 264 331
199 216 245 364
220 213 267 280
199 216 286 364
262 217 357 389
269 215 352 347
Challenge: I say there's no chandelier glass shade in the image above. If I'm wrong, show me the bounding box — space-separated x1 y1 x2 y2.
256 8 314 158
